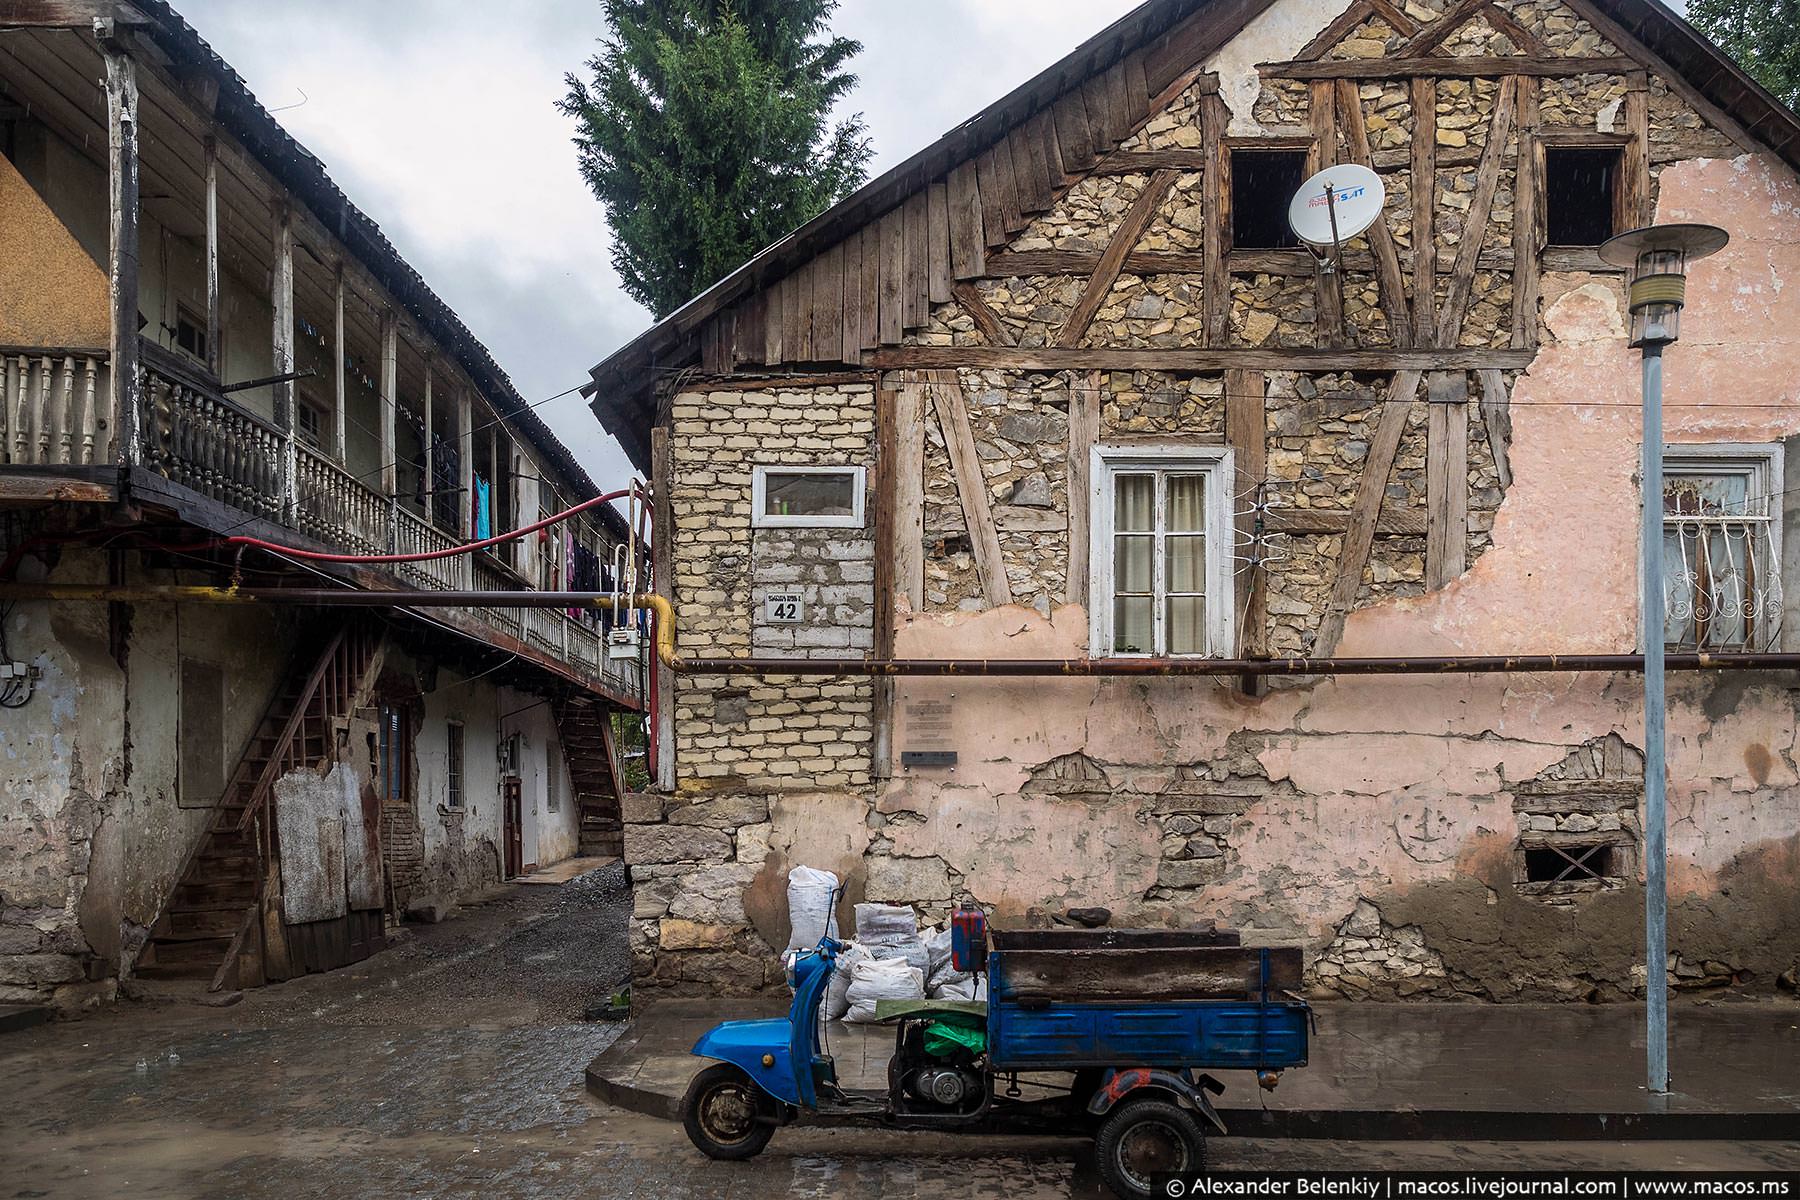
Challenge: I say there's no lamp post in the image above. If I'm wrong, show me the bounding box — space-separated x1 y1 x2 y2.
1597 222 1729 1096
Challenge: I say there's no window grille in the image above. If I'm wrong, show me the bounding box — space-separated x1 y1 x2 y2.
1661 448 1784 652
446 721 464 809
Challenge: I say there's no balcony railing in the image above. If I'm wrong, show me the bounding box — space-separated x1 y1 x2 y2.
125 343 639 700
1 348 110 466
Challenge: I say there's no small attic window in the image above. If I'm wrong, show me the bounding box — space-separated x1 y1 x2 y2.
1544 146 1621 247
1231 150 1308 250
752 466 865 528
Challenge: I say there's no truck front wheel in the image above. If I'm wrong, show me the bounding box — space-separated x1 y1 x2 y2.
1095 1097 1206 1199
680 1063 776 1160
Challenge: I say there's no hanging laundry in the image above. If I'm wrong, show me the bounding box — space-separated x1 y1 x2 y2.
473 474 492 540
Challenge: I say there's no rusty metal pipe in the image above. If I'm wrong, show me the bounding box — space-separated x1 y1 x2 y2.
3 584 1797 677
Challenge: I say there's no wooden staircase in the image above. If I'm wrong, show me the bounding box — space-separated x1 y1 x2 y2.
553 695 627 858
136 623 381 986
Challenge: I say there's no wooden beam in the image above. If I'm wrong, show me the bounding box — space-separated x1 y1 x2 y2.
1260 56 1639 79
203 133 221 377
987 249 1202 276
1093 147 1211 174
894 374 926 612
1398 0 1490 55
1512 78 1541 350
421 358 434 524
1066 369 1100 612
0 1 148 27
871 382 897 779
1335 79 1415 348
1201 92 1230 348
1309 80 1342 346
1367 0 1422 36
105 45 139 467
332 264 347 461
1436 77 1516 349
1261 507 1427 536
271 203 297 521
951 282 1016 347
926 369 1011 608
1411 77 1437 342
872 345 1536 372
684 370 878 394
1622 71 1651 229
456 384 474 537
1480 2 1548 55
1295 0 1380 61
1313 369 1422 654
947 160 987 281
379 311 398 495
1425 371 1469 589
1057 169 1179 348
1477 367 1513 490
1226 368 1267 660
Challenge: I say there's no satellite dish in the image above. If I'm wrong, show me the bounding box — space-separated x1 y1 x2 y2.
1287 164 1387 248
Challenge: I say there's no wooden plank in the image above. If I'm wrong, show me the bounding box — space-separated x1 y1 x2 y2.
1396 0 1493 56
1294 0 1379 62
1309 80 1342 346
926 368 1012 608
1093 147 1212 174
879 207 905 345
951 282 1017 347
993 136 1028 233
1425 371 1469 589
1144 2 1239 95
841 233 863 358
1025 109 1060 204
1009 120 1052 214
1260 55 1638 79
1038 104 1071 190
1478 368 1513 489
1066 369 1100 611
1201 92 1230 348
1122 49 1151 127
1512 78 1541 350
1053 89 1097 173
785 263 810 363
1101 61 1133 144
903 189 929 330
976 145 1011 249
764 273 786 364
1335 79 1415 348
1436 76 1515 349
946 159 987 280
859 225 882 351
1411 77 1437 343
1056 169 1180 348
1226 368 1267 659
894 374 927 612
871 345 1537 371
1082 72 1120 154
814 241 844 363
927 179 953 305
1622 71 1650 229
736 289 766 366
1313 369 1422 655
994 944 1304 1003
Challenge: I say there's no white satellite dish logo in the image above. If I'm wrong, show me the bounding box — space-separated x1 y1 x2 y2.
1287 163 1386 248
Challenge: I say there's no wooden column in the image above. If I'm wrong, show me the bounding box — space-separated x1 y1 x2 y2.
1622 71 1651 228
871 382 897 780
893 374 926 611
1066 370 1100 611
650 425 676 793
1410 77 1437 343
1511 77 1541 350
1309 80 1342 346
422 359 435 525
456 386 474 538
378 313 398 496
1425 371 1469 589
1226 368 1267 662
332 264 347 461
271 203 298 521
204 133 221 377
1201 92 1230 348
104 44 139 467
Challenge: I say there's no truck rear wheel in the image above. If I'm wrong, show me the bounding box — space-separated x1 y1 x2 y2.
1095 1097 1206 1199
680 1063 776 1160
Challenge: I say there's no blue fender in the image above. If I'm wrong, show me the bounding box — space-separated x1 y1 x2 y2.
1085 1067 1229 1135
691 938 841 1109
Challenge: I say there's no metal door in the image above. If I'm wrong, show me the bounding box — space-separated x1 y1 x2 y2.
503 776 524 879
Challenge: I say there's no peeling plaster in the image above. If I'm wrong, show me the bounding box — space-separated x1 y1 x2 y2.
1205 0 1357 136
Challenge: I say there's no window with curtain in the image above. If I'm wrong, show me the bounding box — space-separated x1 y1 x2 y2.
1092 448 1233 657
1660 446 1784 652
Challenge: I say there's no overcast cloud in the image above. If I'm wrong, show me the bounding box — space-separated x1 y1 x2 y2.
172 0 1141 488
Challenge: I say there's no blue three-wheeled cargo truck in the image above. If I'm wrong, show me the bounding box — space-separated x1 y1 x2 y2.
678 907 1310 1200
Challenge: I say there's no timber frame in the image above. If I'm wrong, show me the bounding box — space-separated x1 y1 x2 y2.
587 0 1800 660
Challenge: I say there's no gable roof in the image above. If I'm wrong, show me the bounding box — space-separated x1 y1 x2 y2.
126 1 627 537
582 0 1800 473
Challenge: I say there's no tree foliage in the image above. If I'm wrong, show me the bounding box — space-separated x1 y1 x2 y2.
1688 0 1800 112
560 0 872 318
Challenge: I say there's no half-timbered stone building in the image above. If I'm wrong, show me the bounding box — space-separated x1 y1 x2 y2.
588 0 1800 999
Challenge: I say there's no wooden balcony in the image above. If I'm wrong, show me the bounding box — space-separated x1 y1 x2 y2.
1 339 642 707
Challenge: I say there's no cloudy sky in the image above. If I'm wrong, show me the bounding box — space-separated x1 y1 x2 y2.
174 1 1143 489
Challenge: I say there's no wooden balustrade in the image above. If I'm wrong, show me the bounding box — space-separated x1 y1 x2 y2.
139 352 283 518
0 349 109 466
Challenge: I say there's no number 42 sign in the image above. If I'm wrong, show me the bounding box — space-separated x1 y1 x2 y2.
764 591 805 624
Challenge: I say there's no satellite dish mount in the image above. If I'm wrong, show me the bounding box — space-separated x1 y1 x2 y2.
1287 164 1387 341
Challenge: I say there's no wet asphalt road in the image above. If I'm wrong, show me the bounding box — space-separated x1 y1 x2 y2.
2 867 1797 1199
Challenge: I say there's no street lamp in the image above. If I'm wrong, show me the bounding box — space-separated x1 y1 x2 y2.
1598 222 1729 1096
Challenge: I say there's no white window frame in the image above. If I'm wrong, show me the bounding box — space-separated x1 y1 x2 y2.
1651 442 1785 652
751 465 866 529
1089 444 1236 658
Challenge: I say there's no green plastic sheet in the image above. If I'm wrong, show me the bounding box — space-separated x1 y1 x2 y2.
922 1011 988 1058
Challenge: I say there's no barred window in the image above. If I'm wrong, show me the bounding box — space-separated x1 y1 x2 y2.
1661 446 1784 652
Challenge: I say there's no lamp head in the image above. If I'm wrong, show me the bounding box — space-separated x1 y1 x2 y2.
1598 223 1729 348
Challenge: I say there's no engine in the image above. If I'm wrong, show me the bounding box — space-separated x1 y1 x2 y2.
904 1065 981 1109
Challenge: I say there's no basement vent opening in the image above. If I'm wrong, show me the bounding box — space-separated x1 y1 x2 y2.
1544 146 1621 247
1231 150 1308 250
1524 841 1616 885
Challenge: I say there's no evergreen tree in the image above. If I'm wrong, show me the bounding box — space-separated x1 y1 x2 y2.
1689 0 1800 112
560 0 872 318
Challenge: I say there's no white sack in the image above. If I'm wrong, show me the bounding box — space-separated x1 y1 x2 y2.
785 865 840 953
854 902 917 945
869 936 931 980
843 956 924 1023
824 942 871 1020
